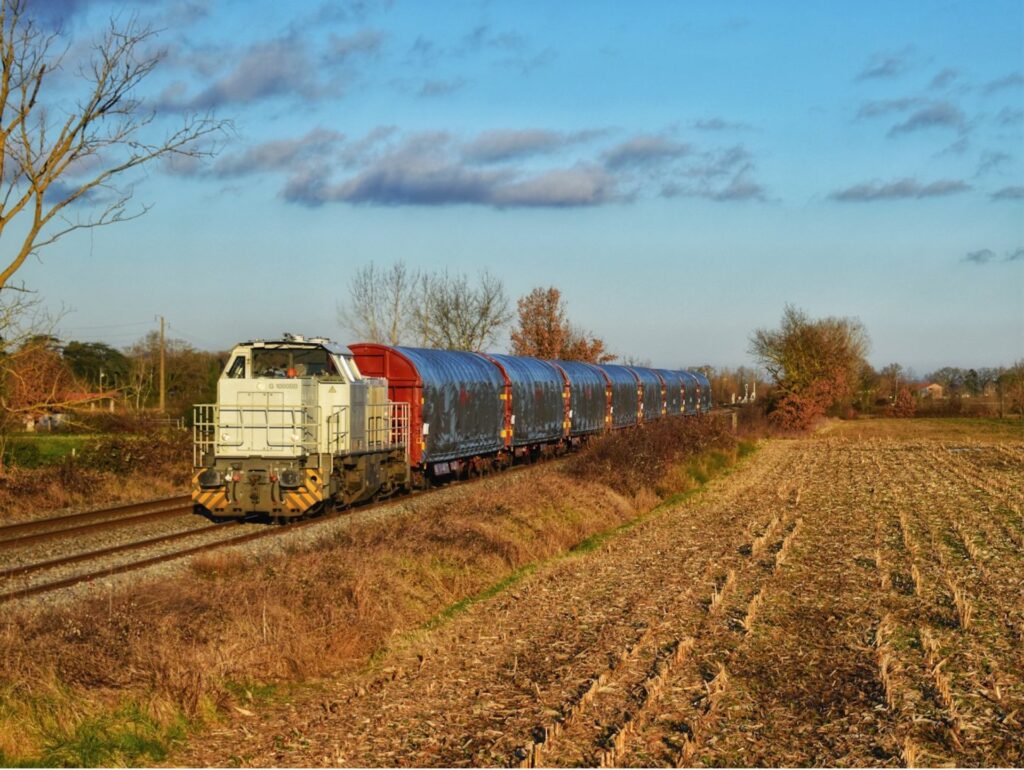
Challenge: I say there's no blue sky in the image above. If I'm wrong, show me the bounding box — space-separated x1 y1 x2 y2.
15 0 1024 371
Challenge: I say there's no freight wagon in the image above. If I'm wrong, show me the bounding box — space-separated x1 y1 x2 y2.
192 336 712 520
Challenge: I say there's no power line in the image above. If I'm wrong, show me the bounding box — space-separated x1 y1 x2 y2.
58 320 152 332
165 322 204 345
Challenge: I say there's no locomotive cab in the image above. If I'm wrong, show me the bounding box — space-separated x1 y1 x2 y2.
192 335 410 521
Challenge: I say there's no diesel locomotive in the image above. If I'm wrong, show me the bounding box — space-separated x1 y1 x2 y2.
191 335 711 520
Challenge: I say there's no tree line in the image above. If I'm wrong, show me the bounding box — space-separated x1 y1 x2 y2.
0 333 223 429
749 305 1024 429
338 261 615 363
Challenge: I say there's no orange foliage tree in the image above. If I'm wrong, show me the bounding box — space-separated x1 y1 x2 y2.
1 341 79 421
750 305 870 431
510 287 615 363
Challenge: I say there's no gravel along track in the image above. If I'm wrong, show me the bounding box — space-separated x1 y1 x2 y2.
0 465 556 608
168 432 1024 768
0 496 210 603
0 494 192 546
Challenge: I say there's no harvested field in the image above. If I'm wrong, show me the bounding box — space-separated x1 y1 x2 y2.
168 419 1023 767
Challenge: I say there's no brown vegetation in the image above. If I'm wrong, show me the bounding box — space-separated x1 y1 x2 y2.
0 431 190 519
568 415 735 497
153 418 1018 769
0 417 739 764
750 305 870 431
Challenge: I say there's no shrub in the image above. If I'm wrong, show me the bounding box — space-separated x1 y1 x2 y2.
767 390 826 432
888 387 917 417
566 415 735 497
78 432 192 484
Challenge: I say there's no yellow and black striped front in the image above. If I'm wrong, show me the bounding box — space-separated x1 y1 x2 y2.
192 471 229 513
281 468 324 515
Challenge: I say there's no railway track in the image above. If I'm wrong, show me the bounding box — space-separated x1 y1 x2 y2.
0 464 549 605
0 495 192 550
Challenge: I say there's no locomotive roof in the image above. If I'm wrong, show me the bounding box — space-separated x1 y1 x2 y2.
238 336 349 356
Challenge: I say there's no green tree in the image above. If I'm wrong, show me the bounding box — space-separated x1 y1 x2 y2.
62 341 130 390
124 332 222 415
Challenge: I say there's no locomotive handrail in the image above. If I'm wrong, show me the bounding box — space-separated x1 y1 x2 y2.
192 403 320 462
326 406 348 455
326 401 410 456
195 400 410 466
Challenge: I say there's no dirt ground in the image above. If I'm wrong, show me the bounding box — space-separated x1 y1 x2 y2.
171 420 1023 768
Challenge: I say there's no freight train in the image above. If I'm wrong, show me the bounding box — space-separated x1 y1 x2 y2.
191 335 712 521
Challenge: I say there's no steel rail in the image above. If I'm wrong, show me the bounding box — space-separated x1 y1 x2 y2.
0 495 191 544
0 505 195 552
0 526 278 603
0 521 233 580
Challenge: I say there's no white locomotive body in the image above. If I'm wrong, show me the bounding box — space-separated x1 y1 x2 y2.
192 336 410 520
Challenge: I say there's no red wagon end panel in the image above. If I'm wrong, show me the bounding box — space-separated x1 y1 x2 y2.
349 343 426 465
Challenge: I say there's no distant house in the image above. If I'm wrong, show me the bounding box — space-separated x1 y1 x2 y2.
916 383 943 399
24 390 120 432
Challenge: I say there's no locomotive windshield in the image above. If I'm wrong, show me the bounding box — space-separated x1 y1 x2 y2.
251 347 339 378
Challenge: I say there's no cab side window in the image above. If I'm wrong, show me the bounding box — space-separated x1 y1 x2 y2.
226 356 246 379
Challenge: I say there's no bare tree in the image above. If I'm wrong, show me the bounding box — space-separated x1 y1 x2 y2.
619 355 652 367
412 269 511 351
0 0 224 290
338 261 418 345
0 336 76 418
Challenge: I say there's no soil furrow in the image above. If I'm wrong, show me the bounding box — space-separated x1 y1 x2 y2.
618 440 899 767
161 427 1024 769
520 452 813 767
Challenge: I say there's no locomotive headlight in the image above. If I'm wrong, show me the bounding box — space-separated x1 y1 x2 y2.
279 469 301 488
198 469 223 488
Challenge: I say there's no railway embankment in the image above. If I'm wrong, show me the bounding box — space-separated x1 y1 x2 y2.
0 417 743 766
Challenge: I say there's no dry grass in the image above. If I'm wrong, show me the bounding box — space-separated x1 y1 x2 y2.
946 578 975 630
0 469 184 523
0 418 742 765
0 431 191 522
568 415 736 497
824 416 1024 442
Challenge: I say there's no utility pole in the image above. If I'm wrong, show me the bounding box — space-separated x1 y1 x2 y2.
159 315 166 412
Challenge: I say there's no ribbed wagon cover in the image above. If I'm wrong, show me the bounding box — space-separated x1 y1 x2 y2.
629 367 664 422
596 364 640 428
655 369 685 415
691 371 712 412
677 370 699 415
485 354 564 445
348 344 504 464
552 360 608 435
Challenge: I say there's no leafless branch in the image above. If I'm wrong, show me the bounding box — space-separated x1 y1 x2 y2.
0 0 227 290
411 268 511 351
338 261 419 345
